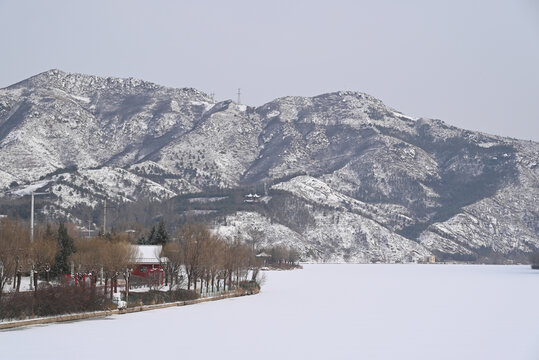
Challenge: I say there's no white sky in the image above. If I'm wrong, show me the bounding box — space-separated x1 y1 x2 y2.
1 0 538 141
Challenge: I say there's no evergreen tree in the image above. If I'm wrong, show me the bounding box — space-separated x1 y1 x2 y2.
137 221 168 245
137 234 148 245
52 223 75 276
146 225 157 245
154 219 169 245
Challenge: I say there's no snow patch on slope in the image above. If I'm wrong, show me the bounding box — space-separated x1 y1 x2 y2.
215 211 308 252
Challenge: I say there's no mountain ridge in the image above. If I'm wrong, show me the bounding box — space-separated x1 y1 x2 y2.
1 69 537 263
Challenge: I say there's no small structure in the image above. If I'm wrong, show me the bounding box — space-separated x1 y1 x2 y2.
422 255 436 264
256 252 271 267
131 245 167 277
244 193 261 203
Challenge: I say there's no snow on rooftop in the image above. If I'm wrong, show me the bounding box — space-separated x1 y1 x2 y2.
131 245 162 264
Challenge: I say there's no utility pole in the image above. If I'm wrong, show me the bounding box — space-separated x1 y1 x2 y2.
30 191 48 290
237 88 241 105
103 198 107 235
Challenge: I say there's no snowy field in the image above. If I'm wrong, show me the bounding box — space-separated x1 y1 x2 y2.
2 264 539 359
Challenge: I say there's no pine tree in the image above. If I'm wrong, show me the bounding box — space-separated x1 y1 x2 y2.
137 234 148 245
52 223 75 276
154 219 169 245
146 225 157 245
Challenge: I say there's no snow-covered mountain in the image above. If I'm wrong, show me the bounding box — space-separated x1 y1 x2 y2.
1 70 537 263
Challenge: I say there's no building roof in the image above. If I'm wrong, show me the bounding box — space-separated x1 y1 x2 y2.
131 245 167 264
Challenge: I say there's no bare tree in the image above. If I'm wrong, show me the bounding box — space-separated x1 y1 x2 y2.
70 237 109 289
0 218 30 297
174 223 259 294
178 224 210 291
205 235 224 293
101 240 137 298
31 224 57 288
162 241 183 289
222 238 253 290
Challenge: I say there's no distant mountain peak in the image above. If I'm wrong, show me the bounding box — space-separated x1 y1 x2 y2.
4 70 213 103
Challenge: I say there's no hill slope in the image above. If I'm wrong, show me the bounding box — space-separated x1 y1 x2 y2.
1 70 537 262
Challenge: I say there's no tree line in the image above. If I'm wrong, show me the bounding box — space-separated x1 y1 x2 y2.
163 223 256 293
0 217 260 300
0 218 59 297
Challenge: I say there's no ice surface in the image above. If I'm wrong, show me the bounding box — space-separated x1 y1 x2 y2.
2 265 539 359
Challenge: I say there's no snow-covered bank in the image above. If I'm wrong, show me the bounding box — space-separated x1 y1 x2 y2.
0 290 254 330
1 265 539 359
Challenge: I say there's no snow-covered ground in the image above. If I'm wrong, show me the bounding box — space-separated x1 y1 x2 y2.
2 264 539 359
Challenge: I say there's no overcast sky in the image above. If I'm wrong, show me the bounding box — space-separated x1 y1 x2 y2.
1 0 538 141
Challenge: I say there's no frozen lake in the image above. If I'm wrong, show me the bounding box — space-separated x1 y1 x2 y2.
2 264 539 359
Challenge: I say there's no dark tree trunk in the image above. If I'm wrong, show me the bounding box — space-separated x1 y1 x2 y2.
16 271 21 292
125 274 129 301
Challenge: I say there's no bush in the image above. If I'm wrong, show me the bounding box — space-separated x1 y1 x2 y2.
238 280 260 294
127 289 198 306
0 285 112 321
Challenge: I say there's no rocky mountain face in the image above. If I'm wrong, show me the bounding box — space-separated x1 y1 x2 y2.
1 69 537 263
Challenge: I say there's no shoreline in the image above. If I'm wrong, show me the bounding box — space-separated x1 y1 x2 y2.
0 289 258 331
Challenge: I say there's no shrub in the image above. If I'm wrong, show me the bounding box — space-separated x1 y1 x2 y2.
127 289 198 306
0 285 112 321
238 280 260 294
